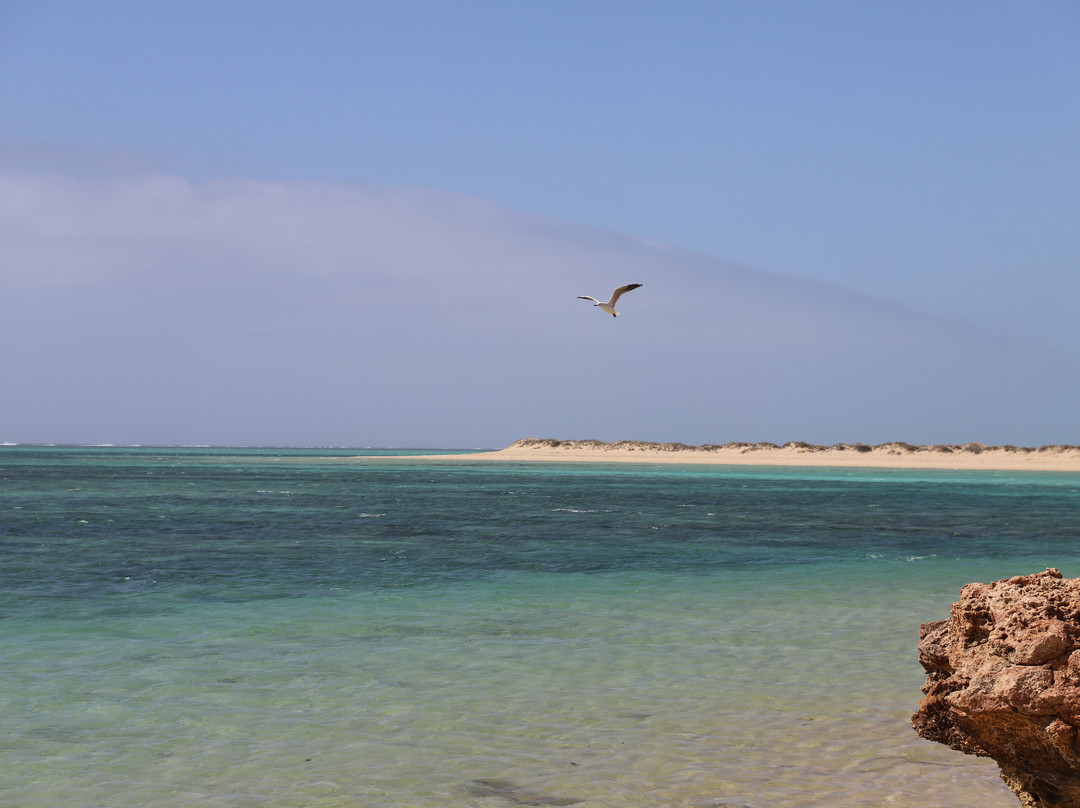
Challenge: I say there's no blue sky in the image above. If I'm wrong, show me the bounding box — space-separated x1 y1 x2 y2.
1 2 1078 446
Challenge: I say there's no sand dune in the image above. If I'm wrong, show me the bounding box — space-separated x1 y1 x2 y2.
389 438 1080 471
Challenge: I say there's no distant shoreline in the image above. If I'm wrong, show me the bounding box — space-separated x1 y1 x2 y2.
367 438 1080 471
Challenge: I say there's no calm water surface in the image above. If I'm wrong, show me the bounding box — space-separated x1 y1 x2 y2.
3 447 1080 807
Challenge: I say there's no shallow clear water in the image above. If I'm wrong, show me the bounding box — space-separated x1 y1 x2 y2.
3 447 1080 807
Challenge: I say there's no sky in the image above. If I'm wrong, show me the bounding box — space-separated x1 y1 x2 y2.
1 1 1078 447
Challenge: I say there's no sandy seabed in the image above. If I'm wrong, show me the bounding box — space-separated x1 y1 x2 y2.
383 438 1080 472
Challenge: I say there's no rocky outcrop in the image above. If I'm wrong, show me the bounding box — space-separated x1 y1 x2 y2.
913 569 1080 807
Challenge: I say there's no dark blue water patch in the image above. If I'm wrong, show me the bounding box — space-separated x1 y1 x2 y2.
2 448 1079 619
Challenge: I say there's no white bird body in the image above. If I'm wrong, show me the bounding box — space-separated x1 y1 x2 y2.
578 283 642 317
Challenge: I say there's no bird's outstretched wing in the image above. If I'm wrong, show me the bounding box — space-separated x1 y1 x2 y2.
608 283 642 305
577 295 601 304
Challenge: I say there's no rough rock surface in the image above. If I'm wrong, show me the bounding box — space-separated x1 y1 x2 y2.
913 569 1080 807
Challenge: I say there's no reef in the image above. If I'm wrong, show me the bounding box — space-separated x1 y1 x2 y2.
913 569 1080 807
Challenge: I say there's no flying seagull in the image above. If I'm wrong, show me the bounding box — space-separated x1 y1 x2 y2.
577 283 643 318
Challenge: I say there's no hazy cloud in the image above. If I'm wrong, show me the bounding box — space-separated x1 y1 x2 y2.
2 170 1076 447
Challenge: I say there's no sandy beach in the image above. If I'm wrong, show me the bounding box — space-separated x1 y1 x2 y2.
391 438 1080 471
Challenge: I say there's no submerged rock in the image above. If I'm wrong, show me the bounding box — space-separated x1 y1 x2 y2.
912 568 1080 807
464 778 581 806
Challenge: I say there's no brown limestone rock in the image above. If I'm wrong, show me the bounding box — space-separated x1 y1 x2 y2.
913 569 1080 807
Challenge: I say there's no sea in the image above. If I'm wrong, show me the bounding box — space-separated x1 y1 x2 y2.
3 446 1080 808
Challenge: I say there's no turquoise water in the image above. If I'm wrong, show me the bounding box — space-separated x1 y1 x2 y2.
4 448 1080 807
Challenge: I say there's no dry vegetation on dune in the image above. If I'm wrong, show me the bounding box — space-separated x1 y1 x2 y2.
367 439 1080 471
508 438 1080 455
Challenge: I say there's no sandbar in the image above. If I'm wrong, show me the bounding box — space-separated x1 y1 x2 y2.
374 438 1080 472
